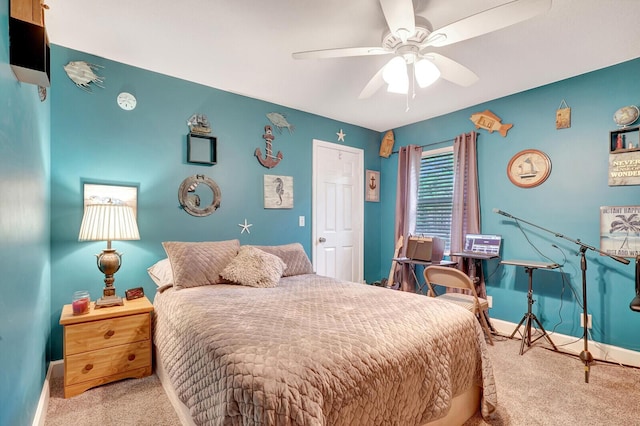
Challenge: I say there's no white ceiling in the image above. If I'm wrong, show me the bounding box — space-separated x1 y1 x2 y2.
45 0 640 132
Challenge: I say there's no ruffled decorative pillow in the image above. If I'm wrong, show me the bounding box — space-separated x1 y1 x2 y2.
221 245 285 288
162 239 240 289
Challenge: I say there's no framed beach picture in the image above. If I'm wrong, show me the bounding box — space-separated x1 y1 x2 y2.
264 175 293 209
600 205 640 258
83 183 138 217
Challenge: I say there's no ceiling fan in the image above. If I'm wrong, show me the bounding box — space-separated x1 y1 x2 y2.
292 0 552 99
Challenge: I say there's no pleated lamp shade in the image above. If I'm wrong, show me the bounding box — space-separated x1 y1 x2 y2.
78 203 140 243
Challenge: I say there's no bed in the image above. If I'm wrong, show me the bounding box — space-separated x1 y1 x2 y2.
150 240 497 425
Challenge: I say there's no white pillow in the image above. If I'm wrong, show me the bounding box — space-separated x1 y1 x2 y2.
147 258 173 287
220 246 285 288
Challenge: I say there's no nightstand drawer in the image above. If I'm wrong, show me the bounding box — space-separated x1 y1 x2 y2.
64 340 151 386
64 313 150 355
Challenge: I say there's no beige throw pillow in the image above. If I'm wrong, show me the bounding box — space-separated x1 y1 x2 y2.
251 243 313 277
162 239 240 289
221 245 285 288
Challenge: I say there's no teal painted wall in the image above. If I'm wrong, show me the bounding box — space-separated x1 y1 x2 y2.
49 46 382 360
3 18 639 422
0 1 51 424
380 58 640 352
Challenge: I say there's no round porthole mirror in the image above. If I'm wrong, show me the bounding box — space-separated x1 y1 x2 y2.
178 174 222 217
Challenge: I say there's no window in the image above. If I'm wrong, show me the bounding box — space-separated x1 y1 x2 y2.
415 147 454 252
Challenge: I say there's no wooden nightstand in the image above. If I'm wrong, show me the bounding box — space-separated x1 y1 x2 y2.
59 296 153 398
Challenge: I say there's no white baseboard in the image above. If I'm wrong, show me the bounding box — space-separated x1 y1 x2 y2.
491 318 640 368
32 360 63 426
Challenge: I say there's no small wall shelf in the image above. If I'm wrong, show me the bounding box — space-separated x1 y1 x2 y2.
187 133 217 165
610 126 640 153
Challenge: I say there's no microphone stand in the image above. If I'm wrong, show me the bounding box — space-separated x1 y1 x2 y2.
495 210 629 383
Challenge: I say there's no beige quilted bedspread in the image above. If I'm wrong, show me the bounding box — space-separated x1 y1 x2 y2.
153 274 497 425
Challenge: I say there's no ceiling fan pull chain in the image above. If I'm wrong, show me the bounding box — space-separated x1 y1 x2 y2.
411 61 417 99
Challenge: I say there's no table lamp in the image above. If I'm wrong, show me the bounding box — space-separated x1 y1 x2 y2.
78 200 140 308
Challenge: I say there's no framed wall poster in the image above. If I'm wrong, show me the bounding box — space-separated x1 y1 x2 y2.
600 206 640 258
366 170 380 202
83 183 138 217
608 126 640 186
264 175 293 209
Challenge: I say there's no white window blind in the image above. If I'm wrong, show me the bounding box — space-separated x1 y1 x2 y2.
415 147 454 252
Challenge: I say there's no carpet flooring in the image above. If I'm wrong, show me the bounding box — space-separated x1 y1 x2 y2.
45 335 640 425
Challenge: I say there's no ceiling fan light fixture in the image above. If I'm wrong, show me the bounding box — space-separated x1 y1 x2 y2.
415 59 441 88
382 56 407 85
387 79 408 94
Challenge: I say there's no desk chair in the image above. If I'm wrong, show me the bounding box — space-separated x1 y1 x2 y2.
423 265 494 345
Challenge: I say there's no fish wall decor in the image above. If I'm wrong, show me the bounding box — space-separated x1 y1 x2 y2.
63 61 105 93
469 110 513 137
266 112 295 134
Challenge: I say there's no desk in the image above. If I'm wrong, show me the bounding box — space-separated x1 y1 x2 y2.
393 257 457 294
450 252 499 284
501 259 559 355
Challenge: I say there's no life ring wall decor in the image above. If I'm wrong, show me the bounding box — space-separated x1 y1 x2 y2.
178 174 222 217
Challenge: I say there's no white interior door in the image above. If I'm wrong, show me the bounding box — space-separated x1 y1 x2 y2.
312 140 364 282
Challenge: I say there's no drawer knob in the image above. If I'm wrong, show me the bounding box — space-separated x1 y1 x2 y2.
105 330 115 338
84 364 93 371
128 354 136 361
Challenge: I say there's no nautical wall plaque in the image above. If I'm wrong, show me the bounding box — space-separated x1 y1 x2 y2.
507 149 551 188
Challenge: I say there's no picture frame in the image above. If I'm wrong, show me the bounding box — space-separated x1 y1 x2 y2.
506 149 551 188
83 183 138 217
600 205 640 258
365 170 380 202
187 133 217 165
264 175 293 209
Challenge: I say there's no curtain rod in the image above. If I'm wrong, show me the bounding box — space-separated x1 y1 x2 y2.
390 138 455 155
389 133 479 155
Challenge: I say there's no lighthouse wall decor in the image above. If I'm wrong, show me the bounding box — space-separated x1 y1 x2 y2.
366 170 380 202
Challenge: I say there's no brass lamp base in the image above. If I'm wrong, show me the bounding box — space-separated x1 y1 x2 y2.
95 294 124 308
94 247 124 309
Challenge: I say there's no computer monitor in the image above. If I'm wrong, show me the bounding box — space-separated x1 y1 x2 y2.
463 234 502 255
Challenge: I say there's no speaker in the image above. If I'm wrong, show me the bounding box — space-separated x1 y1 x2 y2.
9 17 50 87
405 236 444 262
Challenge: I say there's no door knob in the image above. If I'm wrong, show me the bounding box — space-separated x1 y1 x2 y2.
319 237 326 243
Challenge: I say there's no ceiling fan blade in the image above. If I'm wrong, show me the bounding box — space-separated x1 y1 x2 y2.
292 46 390 60
358 65 387 99
425 53 479 87
379 0 415 42
424 0 551 47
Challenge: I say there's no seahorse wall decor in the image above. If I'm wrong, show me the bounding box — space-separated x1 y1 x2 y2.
255 125 283 168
